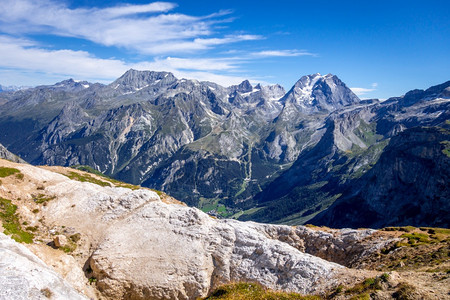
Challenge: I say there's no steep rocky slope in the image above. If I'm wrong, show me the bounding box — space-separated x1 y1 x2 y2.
0 142 24 163
242 81 449 225
311 126 450 228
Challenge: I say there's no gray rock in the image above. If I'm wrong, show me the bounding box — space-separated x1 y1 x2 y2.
0 143 25 163
0 233 88 300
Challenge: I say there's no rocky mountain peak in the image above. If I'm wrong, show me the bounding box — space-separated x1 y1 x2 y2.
281 73 360 113
237 79 253 93
229 79 253 94
50 78 93 92
110 69 177 93
260 84 286 100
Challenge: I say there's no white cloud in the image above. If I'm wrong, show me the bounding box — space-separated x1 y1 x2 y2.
351 83 379 97
0 36 127 80
0 2 317 87
251 50 315 57
101 2 177 18
0 35 256 86
0 0 255 55
350 87 375 96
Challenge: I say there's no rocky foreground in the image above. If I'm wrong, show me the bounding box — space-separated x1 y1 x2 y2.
0 159 448 299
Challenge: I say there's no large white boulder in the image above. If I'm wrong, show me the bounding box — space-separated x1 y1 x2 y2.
0 233 88 300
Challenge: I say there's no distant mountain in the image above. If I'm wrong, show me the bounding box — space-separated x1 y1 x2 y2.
281 73 360 113
240 80 450 226
310 126 450 228
0 84 31 92
0 70 448 228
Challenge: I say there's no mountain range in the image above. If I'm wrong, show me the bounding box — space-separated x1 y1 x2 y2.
0 70 448 228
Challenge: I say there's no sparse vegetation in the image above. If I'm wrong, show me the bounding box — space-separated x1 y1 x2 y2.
60 244 76 253
64 171 112 187
0 197 34 243
375 227 450 271
393 283 417 300
69 166 143 190
33 193 56 205
203 282 321 300
69 233 81 243
441 140 450 157
40 287 53 298
25 226 38 232
382 226 416 233
344 276 383 295
325 273 393 299
0 166 21 178
380 273 390 282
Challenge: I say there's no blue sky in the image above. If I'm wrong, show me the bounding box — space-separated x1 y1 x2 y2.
0 0 449 99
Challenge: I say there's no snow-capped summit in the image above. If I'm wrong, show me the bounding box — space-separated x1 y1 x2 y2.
281 73 360 113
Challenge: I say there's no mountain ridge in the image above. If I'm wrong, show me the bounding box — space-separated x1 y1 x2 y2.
0 69 448 227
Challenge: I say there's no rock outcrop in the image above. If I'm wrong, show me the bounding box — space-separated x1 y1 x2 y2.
0 233 88 300
0 142 24 163
2 159 448 299
0 159 400 299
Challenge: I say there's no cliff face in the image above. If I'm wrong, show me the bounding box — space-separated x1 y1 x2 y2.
0 142 25 163
311 126 450 228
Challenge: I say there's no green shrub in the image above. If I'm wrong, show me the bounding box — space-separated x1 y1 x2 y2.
88 277 97 285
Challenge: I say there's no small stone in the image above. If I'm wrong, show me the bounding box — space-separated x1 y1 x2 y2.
54 235 68 248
